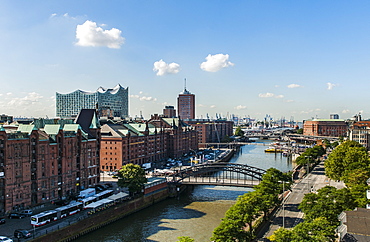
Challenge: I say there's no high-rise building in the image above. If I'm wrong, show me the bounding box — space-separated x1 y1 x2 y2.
330 114 339 119
177 88 195 119
163 106 176 118
56 84 128 119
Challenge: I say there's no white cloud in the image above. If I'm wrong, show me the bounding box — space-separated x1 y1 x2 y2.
153 60 180 76
6 92 12 96
285 100 294 103
200 54 234 72
130 94 157 102
327 82 336 90
287 84 303 88
75 20 125 49
258 93 274 98
210 105 216 108
7 92 43 107
342 109 350 114
235 105 247 110
140 96 157 101
258 93 284 98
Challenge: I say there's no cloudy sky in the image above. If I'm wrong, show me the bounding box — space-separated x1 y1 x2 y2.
1 1 370 121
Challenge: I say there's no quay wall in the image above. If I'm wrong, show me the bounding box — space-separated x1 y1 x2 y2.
31 189 169 242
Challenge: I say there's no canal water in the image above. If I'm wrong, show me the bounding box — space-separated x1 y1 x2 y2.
77 140 292 242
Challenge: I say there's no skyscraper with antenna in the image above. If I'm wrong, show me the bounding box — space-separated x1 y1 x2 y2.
177 78 195 119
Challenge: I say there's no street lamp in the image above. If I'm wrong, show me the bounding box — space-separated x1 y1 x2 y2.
279 180 285 228
305 156 312 192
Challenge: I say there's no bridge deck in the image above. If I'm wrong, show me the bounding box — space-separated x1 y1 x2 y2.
170 177 261 187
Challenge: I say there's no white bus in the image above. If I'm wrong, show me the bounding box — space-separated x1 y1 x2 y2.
31 210 58 227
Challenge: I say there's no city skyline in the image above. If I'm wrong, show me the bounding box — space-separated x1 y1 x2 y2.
1 1 370 121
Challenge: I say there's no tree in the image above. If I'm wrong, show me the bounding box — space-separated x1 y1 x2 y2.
234 126 245 137
176 236 194 242
324 140 369 180
269 217 336 242
268 227 295 242
299 186 356 226
295 145 325 166
211 219 249 242
117 163 148 195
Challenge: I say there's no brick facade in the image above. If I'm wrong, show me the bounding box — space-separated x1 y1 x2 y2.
303 119 348 137
0 110 100 213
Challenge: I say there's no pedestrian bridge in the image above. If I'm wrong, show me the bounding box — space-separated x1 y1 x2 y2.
168 162 266 188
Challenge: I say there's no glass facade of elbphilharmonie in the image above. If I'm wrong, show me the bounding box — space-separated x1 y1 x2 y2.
56 84 128 118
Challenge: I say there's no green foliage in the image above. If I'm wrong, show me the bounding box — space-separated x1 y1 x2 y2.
254 168 292 195
234 126 245 137
299 186 356 226
296 128 303 134
269 217 336 242
117 163 148 194
268 227 295 242
295 145 325 166
211 168 291 242
324 140 369 180
211 217 249 242
176 236 195 242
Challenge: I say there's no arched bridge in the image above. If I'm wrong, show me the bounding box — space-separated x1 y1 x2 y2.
169 163 266 188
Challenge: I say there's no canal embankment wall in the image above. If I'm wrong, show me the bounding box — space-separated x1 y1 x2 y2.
31 189 169 242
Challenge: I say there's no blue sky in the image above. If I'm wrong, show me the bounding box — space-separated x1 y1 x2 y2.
1 1 370 121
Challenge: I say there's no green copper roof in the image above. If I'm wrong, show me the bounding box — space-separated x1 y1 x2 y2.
0 125 4 132
123 124 144 136
129 123 156 135
89 112 100 129
44 124 62 135
63 124 81 132
17 124 36 134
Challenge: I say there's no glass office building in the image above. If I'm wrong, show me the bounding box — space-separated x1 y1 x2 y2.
56 84 128 118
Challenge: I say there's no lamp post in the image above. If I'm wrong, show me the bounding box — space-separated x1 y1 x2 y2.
282 180 285 228
279 180 285 228
305 156 311 191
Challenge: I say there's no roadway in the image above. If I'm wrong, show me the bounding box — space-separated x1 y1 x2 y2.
257 160 345 241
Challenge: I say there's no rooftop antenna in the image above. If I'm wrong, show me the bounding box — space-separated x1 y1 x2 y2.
184 78 187 91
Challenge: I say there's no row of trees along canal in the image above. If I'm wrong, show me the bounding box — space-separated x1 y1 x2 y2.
113 140 370 242
269 140 370 242
178 140 369 242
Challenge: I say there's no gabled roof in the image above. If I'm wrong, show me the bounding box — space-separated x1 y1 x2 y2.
44 124 62 135
123 124 144 136
17 124 37 134
75 109 100 138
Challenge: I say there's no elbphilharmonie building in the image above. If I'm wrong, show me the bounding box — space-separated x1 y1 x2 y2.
56 84 128 118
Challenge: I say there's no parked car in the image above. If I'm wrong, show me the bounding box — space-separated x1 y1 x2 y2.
0 236 12 242
0 218 5 225
8 213 25 219
19 209 32 216
14 229 32 239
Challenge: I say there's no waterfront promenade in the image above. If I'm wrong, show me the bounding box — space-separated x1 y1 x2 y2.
256 160 345 241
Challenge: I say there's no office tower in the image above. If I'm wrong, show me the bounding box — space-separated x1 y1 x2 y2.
177 88 195 120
